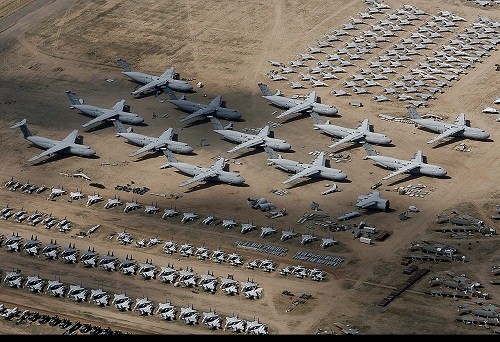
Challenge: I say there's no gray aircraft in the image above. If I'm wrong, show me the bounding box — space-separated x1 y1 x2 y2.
116 59 193 97
166 92 242 123
112 120 193 156
310 112 392 149
161 150 245 187
406 106 490 145
363 143 447 180
356 191 390 211
209 116 291 153
265 147 347 184
66 91 144 128
11 119 96 162
258 83 338 119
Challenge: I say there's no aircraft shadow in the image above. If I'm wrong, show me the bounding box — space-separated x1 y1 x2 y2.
384 174 451 187
431 137 495 149
230 148 266 160
183 181 250 193
31 153 100 166
284 177 351 190
83 121 148 133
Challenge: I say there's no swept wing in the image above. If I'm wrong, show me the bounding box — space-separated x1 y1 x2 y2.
82 110 119 128
329 131 365 148
179 169 218 187
382 163 419 180
283 167 320 184
427 126 464 144
275 91 316 119
227 137 265 153
28 130 78 162
129 128 173 156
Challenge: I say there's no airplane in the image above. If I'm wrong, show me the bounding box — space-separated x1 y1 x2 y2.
260 226 277 237
46 279 66 297
119 255 137 275
67 284 88 302
202 310 223 330
265 147 347 184
86 193 103 207
144 203 161 214
241 222 257 234
48 187 66 200
104 196 122 209
162 239 178 254
116 59 194 97
112 293 133 311
24 275 45 293
80 247 99 267
162 208 179 219
158 264 179 283
331 89 351 96
1 306 20 320
99 251 118 271
124 201 141 213
5 233 22 252
406 106 490 145
111 120 194 156
320 237 337 249
224 314 246 332
301 234 317 245
161 150 245 187
4 270 23 288
60 243 79 263
226 252 244 266
178 267 198 287
247 197 276 211
198 272 218 292
195 245 211 260
138 259 158 280
245 319 268 335
222 218 237 229
179 243 195 257
212 249 227 264
258 83 338 119
89 288 110 307
209 116 291 154
69 189 85 201
66 91 144 128
166 92 242 123
41 239 59 259
363 143 448 180
156 301 177 321
116 230 133 245
133 297 154 316
11 119 96 162
356 190 390 211
27 211 43 226
281 230 297 241
202 215 216 225
220 276 239 296
23 235 40 256
179 306 200 325
310 112 392 149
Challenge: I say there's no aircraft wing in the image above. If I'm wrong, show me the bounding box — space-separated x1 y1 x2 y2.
212 156 225 170
179 106 216 122
329 131 365 148
382 163 419 180
427 126 464 144
130 140 162 156
111 99 126 112
62 129 79 143
179 169 218 187
227 137 264 153
282 167 320 184
82 110 119 127
28 142 71 162
275 91 316 119
159 67 175 80
312 151 326 166
157 127 174 141
134 80 169 95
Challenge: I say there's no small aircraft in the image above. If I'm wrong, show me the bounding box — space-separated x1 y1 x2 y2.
11 119 96 162
134 297 154 316
301 234 317 245
179 306 200 325
258 83 338 119
1 306 19 320
202 215 216 225
179 243 195 257
104 196 122 209
178 267 198 287
23 235 40 256
4 270 23 288
144 203 160 214
69 189 85 201
156 301 177 321
86 193 103 207
220 276 239 296
60 243 79 263
224 314 246 332
241 222 257 234
112 120 194 156
198 272 218 293
99 251 117 272
226 252 244 266
24 275 45 293
66 91 144 128
161 150 245 187
112 292 133 311
363 143 448 180
212 249 227 264
119 255 137 275
167 92 242 123
116 59 193 97
202 310 223 330
212 118 291 154
181 212 199 224
221 218 237 229
67 284 88 302
195 245 211 260
265 147 347 184
48 187 66 200
5 233 22 252
245 319 268 335
80 247 99 267
162 240 178 254
89 288 110 307
356 191 390 211
158 264 179 283
260 226 277 237
41 239 59 259
281 230 297 241
46 279 66 297
138 259 158 280
162 208 179 219
406 106 490 145
124 201 141 213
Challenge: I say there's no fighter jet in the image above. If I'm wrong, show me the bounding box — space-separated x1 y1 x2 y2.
158 264 179 283
212 249 227 264
134 297 154 316
99 251 118 271
320 237 337 249
195 245 211 260
202 310 223 330
260 226 277 237
5 233 22 252
104 196 122 209
162 239 178 254
179 243 195 257
80 247 98 267
86 193 103 207
66 91 144 128
265 147 347 184
406 106 490 145
123 201 141 213
363 143 447 181
225 314 246 332
111 120 193 156
226 252 244 266
209 116 291 154
281 230 297 241
161 150 245 187
167 92 242 123
222 218 237 229
178 267 198 287
41 239 59 259
11 119 96 162
4 270 23 288
356 191 390 211
138 259 157 280
118 255 137 275
23 235 40 256
220 276 239 296
246 319 268 335
24 275 45 293
156 301 177 321
112 292 133 311
179 306 200 325
198 272 218 293
144 203 160 214
116 59 193 97
240 222 257 234
69 189 85 201
60 243 78 263
162 208 179 219
67 284 88 302
258 83 338 119
89 288 110 307
46 279 66 297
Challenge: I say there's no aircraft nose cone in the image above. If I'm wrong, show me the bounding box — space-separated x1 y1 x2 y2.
181 146 194 154
85 148 96 157
481 132 490 140
327 107 339 116
337 171 347 180
283 143 292 150
235 176 245 184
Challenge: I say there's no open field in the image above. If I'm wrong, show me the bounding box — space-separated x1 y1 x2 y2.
0 0 499 335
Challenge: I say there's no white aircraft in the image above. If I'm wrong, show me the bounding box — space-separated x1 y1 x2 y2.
161 150 245 187
46 279 66 297
320 237 337 249
162 208 179 219
198 273 218 292
406 106 490 145
162 240 178 254
144 203 160 214
258 83 338 119
104 196 122 209
112 293 133 311
119 255 137 275
11 119 96 162
209 116 291 153
356 191 390 211
86 193 103 207
116 59 193 97
41 239 59 259
363 143 447 180
124 201 141 213
158 264 179 283
281 230 297 241
66 91 144 128
89 288 110 307
310 112 392 149
24 275 45 293
134 297 154 316
60 243 78 264
265 147 347 184
181 212 198 223
4 270 23 288
67 284 88 302
225 315 246 332
179 306 200 325
240 222 257 234
222 218 237 229
202 310 223 330
112 120 193 156
156 301 177 321
260 226 277 237
80 247 98 267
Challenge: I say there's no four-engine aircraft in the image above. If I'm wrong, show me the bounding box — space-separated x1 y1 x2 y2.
11 119 96 162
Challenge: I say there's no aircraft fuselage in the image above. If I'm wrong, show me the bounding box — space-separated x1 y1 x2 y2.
270 159 347 180
367 156 447 177
169 100 242 121
263 95 338 116
315 124 392 145
413 119 490 140
214 130 291 151
117 132 193 154
169 162 245 185
72 104 144 125
123 71 193 95
27 136 96 157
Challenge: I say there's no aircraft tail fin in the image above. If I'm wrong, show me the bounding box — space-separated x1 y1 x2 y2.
161 86 178 100
310 111 326 125
11 118 32 138
116 58 131 72
257 82 273 96
208 116 224 130
65 90 83 108
405 105 421 120
160 149 178 168
111 120 132 134
363 143 378 157
264 146 280 160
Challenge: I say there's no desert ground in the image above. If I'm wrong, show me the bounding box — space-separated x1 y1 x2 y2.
0 0 499 335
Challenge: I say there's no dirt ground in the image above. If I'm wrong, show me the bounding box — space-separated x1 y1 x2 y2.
0 0 499 335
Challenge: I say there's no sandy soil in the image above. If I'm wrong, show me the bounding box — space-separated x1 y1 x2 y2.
0 0 499 335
